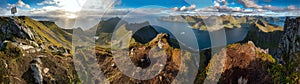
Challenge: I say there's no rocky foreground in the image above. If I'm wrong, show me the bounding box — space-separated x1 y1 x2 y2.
91 34 276 84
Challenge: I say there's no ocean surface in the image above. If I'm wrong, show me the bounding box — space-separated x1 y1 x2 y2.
122 16 251 50
152 21 249 50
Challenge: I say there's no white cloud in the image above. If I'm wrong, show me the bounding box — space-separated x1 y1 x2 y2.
180 6 188 11
0 8 8 14
231 7 242 12
22 0 120 17
21 0 119 22
235 0 298 12
237 0 262 9
189 4 196 10
14 0 122 29
7 0 31 9
264 5 272 9
262 5 293 12
171 7 179 11
221 0 227 5
214 1 220 8
242 9 253 13
256 9 266 12
263 5 280 11
16 0 30 8
7 4 14 9
25 5 30 8
214 0 245 12
37 0 58 5
35 0 117 13
288 5 296 10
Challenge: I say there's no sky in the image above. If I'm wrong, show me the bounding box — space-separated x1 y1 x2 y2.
1 0 299 14
0 0 299 29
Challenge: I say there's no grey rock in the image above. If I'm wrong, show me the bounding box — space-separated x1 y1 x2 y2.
30 58 43 84
276 17 300 64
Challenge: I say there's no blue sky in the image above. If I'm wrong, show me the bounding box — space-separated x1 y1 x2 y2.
2 0 299 10
0 0 299 19
116 0 196 8
116 0 300 8
2 0 205 9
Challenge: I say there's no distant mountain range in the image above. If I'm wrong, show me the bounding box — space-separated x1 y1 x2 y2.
159 15 284 32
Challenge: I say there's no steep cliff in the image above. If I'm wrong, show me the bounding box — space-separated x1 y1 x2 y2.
242 22 284 56
276 17 300 63
272 17 300 82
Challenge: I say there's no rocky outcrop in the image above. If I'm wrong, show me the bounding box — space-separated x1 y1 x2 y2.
30 57 43 84
276 17 300 64
205 41 275 83
132 25 159 44
0 17 34 41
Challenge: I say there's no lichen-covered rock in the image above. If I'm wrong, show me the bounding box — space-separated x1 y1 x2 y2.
30 58 43 84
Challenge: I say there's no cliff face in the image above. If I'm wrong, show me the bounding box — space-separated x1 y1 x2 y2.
242 23 284 55
269 17 300 84
276 17 300 64
276 17 300 76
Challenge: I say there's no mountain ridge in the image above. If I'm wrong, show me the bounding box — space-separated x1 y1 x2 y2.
0 16 80 83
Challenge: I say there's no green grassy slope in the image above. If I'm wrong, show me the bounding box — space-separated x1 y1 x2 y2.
16 16 72 48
